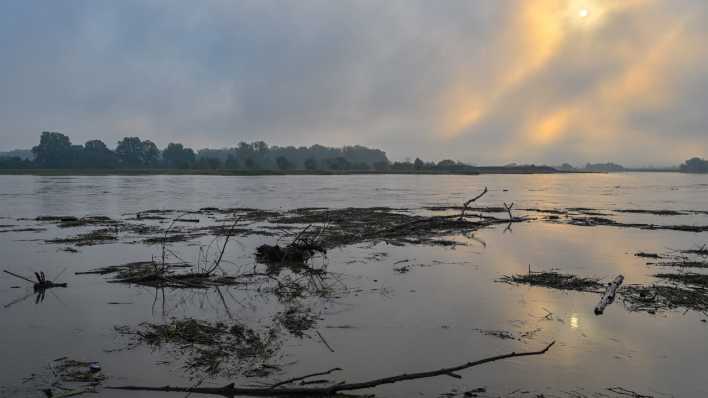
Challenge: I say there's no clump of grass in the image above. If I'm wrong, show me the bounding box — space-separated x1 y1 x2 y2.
636 245 708 269
54 359 106 384
275 305 318 338
46 229 117 246
655 273 708 287
117 318 281 377
635 252 661 259
498 270 603 292
620 284 708 314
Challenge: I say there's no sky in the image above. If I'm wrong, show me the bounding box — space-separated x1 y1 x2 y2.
0 0 706 166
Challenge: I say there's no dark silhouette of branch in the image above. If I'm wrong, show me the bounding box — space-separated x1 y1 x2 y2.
503 202 514 221
108 341 555 396
205 216 241 275
269 368 343 390
458 187 488 220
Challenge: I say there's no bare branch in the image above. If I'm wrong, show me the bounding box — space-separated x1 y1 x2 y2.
269 368 342 390
108 341 555 396
459 187 488 220
503 202 514 221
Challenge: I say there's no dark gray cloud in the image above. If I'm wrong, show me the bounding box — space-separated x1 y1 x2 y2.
0 0 706 165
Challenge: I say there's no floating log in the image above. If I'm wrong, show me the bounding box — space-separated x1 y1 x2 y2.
594 275 624 315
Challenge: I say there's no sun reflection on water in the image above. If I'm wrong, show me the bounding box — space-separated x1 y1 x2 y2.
570 314 580 329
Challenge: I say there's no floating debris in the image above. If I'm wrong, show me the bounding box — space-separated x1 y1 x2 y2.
116 318 282 377
636 246 708 268
275 305 318 338
621 284 708 314
654 273 708 287
46 229 117 246
498 270 603 292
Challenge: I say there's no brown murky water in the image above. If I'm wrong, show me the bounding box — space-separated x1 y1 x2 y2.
1 173 707 397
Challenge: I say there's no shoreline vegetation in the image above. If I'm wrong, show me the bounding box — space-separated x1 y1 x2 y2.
1 132 706 174
0 167 597 176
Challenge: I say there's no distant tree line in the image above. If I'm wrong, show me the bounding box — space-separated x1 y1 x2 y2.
0 131 394 171
679 157 708 173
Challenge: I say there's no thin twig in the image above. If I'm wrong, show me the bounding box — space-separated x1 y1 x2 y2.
315 330 335 353
269 368 342 390
3 270 36 284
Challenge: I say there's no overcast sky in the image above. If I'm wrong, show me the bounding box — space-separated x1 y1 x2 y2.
1 0 706 165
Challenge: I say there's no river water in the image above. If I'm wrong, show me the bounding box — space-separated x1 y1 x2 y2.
1 173 707 397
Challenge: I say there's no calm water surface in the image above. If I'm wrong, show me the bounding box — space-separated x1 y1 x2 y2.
1 173 707 397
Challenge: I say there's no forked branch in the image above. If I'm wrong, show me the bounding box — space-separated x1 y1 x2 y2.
458 187 488 220
503 202 514 221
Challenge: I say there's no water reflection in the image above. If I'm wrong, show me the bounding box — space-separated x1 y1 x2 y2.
0 174 707 397
569 314 579 329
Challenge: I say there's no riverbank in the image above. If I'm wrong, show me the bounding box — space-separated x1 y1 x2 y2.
0 167 602 176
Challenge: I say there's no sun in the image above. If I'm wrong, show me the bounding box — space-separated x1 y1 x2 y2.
579 8 589 18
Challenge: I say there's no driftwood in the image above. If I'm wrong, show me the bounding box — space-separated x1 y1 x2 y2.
594 275 624 315
108 341 554 396
4 270 68 290
458 187 488 220
503 202 514 220
256 224 326 264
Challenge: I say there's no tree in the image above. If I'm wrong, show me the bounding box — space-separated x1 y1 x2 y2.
276 156 293 170
304 157 318 170
373 160 389 171
225 154 240 169
116 137 144 167
436 159 457 169
324 157 351 170
680 157 708 173
195 157 222 170
116 137 159 167
32 132 73 168
82 140 116 168
413 158 424 170
163 143 196 169
142 140 160 167
0 156 33 169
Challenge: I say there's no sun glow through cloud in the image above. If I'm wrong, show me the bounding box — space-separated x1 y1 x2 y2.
0 0 706 165
435 0 705 165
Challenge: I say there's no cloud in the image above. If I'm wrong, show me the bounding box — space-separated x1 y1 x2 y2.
0 0 706 165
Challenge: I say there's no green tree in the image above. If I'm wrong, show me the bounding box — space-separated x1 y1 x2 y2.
115 137 144 167
276 156 293 170
162 143 196 169
195 157 222 170
373 160 389 171
304 157 318 170
82 140 116 168
680 157 708 173
324 157 351 170
225 155 240 169
116 137 159 167
142 140 160 167
413 158 424 170
32 131 73 168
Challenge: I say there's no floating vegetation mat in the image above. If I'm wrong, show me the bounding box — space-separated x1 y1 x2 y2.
116 318 288 378
621 284 708 314
499 269 708 315
497 271 603 293
634 244 708 268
